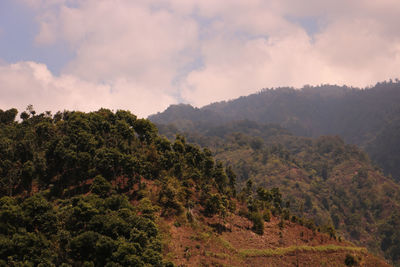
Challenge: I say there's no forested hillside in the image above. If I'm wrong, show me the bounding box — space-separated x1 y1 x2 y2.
152 120 400 265
149 80 400 181
0 107 391 266
0 108 234 266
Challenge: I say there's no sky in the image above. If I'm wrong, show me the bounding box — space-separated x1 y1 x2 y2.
1 0 400 117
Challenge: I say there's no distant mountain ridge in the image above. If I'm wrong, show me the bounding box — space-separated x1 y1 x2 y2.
152 117 400 264
149 81 400 180
151 120 400 264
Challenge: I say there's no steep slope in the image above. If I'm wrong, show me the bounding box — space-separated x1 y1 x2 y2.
0 108 235 266
149 81 400 180
152 120 400 266
160 212 389 267
1 108 389 266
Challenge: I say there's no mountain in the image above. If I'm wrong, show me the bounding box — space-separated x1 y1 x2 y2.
150 88 400 265
149 80 400 181
1 108 390 266
158 120 400 265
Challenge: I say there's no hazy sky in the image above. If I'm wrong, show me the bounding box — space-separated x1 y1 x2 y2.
1 0 400 117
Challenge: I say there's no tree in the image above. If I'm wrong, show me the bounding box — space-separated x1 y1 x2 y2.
133 119 157 144
214 161 228 192
90 175 112 197
226 166 237 196
249 212 264 235
204 194 226 217
0 108 18 124
250 137 263 150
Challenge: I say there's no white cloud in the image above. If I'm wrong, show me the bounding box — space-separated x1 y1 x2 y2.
8 0 400 114
179 0 400 106
0 61 175 117
34 1 198 83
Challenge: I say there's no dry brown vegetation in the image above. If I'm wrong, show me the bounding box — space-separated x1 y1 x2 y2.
159 208 390 267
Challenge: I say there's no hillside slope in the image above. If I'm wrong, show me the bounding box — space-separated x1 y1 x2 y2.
160 211 389 267
152 120 400 266
1 108 390 266
149 81 400 181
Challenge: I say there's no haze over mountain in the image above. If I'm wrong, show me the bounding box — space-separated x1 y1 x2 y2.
2 0 400 266
2 108 393 266
149 81 400 265
150 80 400 181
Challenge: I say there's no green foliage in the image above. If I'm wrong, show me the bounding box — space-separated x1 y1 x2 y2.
282 208 290 221
239 245 367 258
257 187 272 202
204 193 227 217
379 211 400 263
263 210 271 222
249 212 264 235
344 254 358 266
0 108 18 124
226 166 237 196
133 118 157 144
90 175 112 197
22 194 57 236
0 107 238 266
158 178 184 217
152 112 400 264
0 107 231 200
213 161 228 193
150 82 400 182
0 192 163 266
320 224 336 239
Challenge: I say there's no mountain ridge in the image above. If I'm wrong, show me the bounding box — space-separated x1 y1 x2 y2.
149 85 400 265
2 108 391 266
149 81 400 180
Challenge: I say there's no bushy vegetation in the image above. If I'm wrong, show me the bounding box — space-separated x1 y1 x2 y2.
0 192 164 266
153 116 400 265
0 107 240 266
150 81 400 181
344 254 358 266
1 103 397 265
379 211 400 264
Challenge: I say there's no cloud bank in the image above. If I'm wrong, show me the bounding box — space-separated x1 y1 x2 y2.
0 61 175 117
1 0 400 116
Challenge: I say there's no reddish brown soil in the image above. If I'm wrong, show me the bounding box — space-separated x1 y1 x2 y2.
245 251 390 267
159 211 391 267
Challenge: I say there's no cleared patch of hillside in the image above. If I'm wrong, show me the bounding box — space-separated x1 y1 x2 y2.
159 211 389 267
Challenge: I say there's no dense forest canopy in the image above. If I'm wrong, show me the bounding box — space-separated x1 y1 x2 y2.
0 107 243 266
0 102 398 266
150 82 400 265
150 80 400 181
158 120 400 264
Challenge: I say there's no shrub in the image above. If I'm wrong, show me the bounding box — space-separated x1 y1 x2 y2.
249 212 264 235
344 254 358 266
204 194 226 217
263 210 271 222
